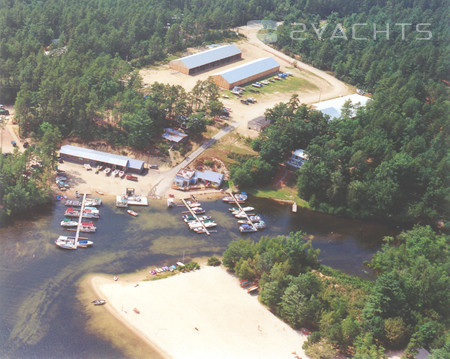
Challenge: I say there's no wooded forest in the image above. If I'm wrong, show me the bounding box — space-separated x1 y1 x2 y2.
223 227 449 358
229 0 449 224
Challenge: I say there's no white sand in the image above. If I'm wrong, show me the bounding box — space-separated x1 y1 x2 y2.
92 266 308 359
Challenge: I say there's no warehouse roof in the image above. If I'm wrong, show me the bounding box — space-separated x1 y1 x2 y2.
162 128 188 143
313 94 371 120
195 170 224 184
178 45 241 69
59 145 144 169
215 57 280 84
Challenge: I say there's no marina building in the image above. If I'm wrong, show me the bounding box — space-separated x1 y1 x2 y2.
169 44 242 75
312 94 371 120
212 57 280 89
59 145 145 173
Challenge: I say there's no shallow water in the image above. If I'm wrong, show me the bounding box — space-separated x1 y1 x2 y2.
0 196 394 358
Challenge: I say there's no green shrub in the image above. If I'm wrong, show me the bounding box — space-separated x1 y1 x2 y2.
207 256 221 266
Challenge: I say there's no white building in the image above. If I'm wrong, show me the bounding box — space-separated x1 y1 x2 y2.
286 149 308 169
312 94 371 120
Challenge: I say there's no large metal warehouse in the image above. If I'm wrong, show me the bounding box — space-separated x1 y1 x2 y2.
212 57 280 89
59 145 145 173
169 44 242 75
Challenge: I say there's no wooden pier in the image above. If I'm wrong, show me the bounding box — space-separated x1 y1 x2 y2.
73 193 88 247
227 192 257 232
181 198 210 236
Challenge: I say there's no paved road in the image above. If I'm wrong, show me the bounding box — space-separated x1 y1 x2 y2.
149 124 235 197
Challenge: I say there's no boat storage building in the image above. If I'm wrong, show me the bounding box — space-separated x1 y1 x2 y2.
59 145 145 173
169 45 242 75
312 94 371 120
212 57 280 89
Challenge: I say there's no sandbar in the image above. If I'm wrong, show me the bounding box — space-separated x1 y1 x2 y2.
90 266 308 359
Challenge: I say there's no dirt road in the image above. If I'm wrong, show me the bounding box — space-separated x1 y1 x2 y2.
237 23 350 101
142 23 352 197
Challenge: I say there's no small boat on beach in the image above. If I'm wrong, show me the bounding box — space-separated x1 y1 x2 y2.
84 163 92 171
119 171 125 178
114 275 118 281
92 299 106 306
127 209 138 217
167 198 175 208
104 168 111 175
247 285 259 293
133 308 140 314
55 236 77 249
113 169 120 177
96 191 104 195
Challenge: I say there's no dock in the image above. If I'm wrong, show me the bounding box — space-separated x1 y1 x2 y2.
227 192 257 232
181 198 210 236
73 193 88 247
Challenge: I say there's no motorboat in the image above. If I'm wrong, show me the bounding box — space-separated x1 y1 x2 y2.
186 200 201 208
239 224 257 233
254 220 266 229
249 215 262 222
77 239 94 247
191 208 205 215
229 206 254 212
92 299 106 306
79 225 96 233
55 236 77 249
60 219 78 227
197 215 212 221
127 209 138 217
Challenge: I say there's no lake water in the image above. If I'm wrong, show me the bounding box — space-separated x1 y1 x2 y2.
0 196 394 358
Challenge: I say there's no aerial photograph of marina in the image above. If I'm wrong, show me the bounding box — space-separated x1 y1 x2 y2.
0 1 448 358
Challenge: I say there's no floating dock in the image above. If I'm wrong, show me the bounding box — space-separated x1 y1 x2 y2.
116 194 148 207
181 198 210 235
227 192 257 232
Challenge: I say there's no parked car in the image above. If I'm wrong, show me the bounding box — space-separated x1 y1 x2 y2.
11 140 16 147
0 109 9 116
149 164 159 169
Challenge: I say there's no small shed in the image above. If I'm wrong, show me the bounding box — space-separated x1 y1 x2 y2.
173 169 196 187
162 128 188 143
286 149 308 169
248 116 270 132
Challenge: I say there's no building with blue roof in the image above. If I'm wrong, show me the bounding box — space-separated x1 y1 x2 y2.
212 57 280 89
59 145 145 173
169 45 242 75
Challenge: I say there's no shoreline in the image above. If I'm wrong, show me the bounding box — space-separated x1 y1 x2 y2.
84 263 308 359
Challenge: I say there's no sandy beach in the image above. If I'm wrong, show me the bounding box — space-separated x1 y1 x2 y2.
89 266 308 359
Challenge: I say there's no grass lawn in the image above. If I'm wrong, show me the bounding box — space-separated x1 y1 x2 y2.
223 75 317 98
198 132 257 168
247 186 310 208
